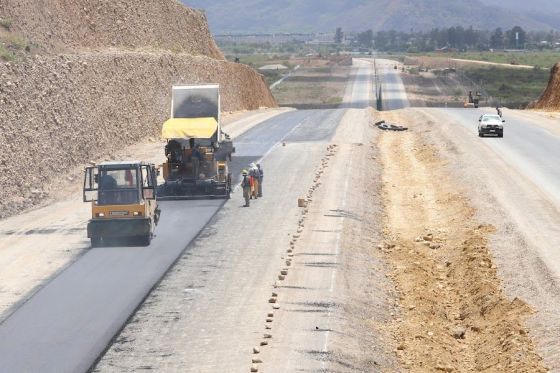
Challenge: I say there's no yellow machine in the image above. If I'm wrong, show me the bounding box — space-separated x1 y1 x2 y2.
465 90 481 108
83 161 160 247
158 85 234 200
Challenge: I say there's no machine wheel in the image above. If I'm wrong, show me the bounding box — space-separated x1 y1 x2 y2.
138 235 152 247
498 132 503 138
91 237 102 248
226 174 232 199
478 131 483 137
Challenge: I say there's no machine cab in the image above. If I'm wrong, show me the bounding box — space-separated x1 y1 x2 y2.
84 161 157 206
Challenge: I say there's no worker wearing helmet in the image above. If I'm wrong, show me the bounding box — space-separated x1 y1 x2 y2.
241 169 251 207
256 163 263 197
249 163 259 200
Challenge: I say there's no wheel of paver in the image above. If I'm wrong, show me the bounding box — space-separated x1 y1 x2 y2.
226 174 232 199
478 132 483 137
138 235 151 247
91 237 102 248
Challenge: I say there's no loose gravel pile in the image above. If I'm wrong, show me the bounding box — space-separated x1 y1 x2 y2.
533 63 560 110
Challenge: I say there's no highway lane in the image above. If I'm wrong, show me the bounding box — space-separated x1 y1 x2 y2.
377 59 410 111
443 108 560 207
0 107 351 372
94 58 380 372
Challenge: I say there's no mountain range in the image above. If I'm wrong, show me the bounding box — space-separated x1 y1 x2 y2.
182 0 559 33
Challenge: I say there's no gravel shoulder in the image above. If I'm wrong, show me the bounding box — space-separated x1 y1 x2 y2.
419 106 560 371
377 108 547 372
258 108 399 372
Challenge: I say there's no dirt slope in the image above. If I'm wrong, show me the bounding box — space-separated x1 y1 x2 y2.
0 0 276 218
533 63 560 110
0 0 222 58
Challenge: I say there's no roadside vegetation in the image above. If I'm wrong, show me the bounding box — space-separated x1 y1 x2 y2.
224 53 293 85
0 21 32 63
462 66 550 108
418 51 560 69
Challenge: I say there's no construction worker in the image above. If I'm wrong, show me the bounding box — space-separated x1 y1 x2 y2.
496 106 503 117
257 163 263 197
192 145 202 179
241 169 251 207
249 163 259 199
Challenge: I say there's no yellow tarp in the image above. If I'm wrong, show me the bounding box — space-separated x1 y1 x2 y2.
161 117 218 139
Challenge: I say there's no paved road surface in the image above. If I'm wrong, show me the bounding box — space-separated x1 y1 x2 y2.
0 61 370 372
95 59 397 373
444 108 560 208
0 114 337 372
375 58 410 110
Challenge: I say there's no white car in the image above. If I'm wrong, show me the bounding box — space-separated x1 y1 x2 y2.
478 114 505 137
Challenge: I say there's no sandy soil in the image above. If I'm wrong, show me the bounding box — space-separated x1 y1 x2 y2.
272 64 352 109
414 107 560 371
376 109 547 372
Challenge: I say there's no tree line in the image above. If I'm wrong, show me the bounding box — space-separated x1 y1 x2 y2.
343 27 560 52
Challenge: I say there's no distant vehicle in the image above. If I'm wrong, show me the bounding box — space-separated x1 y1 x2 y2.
465 91 481 108
478 114 505 137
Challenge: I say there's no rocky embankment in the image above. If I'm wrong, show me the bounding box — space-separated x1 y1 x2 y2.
533 63 560 110
0 0 276 218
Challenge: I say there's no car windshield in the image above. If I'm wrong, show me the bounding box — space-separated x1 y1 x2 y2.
98 168 139 205
483 115 501 122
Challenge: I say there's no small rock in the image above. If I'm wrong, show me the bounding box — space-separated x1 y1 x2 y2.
453 327 466 339
281 270 288 275
264 333 272 339
252 358 262 363
253 347 260 354
272 292 278 297
266 318 273 323
278 275 285 280
251 364 259 372
272 304 280 310
429 243 441 250
260 341 268 346
267 312 274 317
423 234 433 242
268 298 277 303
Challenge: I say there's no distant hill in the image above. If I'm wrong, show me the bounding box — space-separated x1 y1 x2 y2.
480 0 560 29
183 0 556 33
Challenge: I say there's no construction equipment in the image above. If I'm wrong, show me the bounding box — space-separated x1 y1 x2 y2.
83 161 160 247
158 84 234 200
465 91 481 108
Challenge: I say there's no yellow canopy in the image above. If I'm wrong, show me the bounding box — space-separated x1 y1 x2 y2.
161 117 218 139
